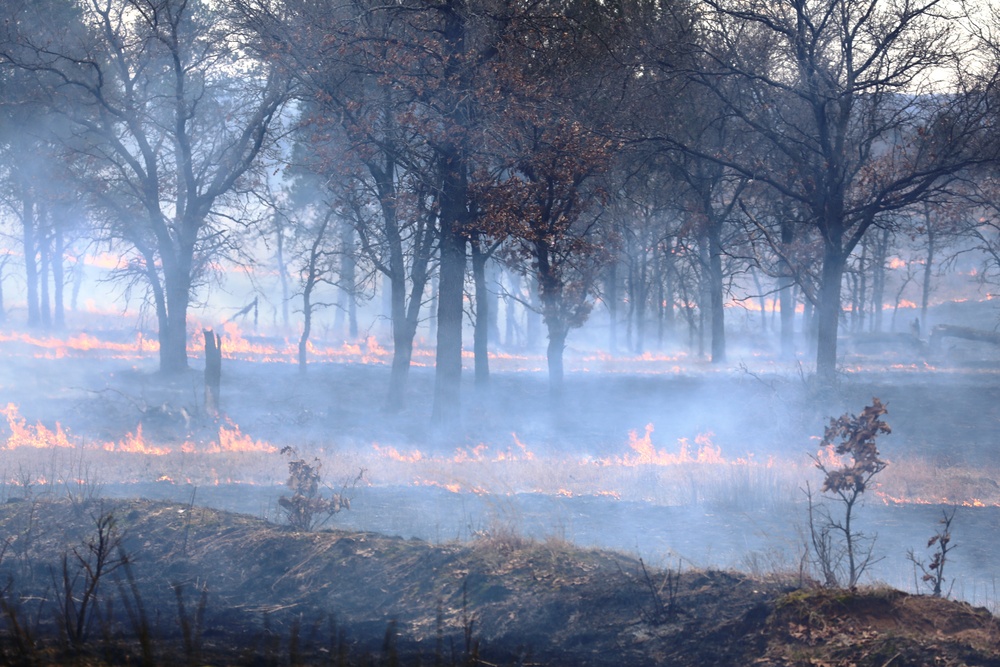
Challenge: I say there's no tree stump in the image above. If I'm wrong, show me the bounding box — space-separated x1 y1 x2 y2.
204 329 222 415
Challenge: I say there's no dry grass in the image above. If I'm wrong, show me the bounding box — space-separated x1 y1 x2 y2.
3 433 1000 513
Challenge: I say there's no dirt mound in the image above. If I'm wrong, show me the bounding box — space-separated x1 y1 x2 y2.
763 588 1000 666
0 498 997 665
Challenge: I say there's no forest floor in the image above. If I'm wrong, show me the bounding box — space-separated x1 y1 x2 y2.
0 497 997 666
1 308 1000 663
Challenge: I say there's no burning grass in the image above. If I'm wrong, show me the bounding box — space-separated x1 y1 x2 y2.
4 398 1000 511
0 404 282 489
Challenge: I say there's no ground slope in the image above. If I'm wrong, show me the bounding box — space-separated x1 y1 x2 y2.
0 498 996 666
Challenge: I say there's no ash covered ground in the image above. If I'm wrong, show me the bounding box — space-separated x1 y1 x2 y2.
2 309 1000 612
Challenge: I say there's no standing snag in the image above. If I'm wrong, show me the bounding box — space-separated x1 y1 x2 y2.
203 330 222 416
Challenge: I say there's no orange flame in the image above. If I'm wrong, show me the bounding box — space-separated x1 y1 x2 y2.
2 403 74 449
103 424 172 456
814 444 844 469
601 424 725 466
373 444 425 462
213 421 278 453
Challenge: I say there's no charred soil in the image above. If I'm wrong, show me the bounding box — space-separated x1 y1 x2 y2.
0 498 996 666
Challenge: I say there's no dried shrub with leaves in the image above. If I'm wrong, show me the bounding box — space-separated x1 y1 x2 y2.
807 398 890 588
278 447 361 531
908 508 957 598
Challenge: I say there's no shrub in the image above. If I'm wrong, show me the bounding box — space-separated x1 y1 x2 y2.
806 398 890 588
278 447 361 531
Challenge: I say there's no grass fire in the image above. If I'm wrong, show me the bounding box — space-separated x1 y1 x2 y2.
6 0 1000 660
1 309 1000 664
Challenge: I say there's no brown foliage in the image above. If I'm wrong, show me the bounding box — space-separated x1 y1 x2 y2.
818 397 890 496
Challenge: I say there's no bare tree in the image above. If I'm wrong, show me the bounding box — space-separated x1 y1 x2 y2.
659 0 989 383
2 0 291 373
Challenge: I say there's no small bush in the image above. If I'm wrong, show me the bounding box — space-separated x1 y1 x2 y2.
806 398 890 588
278 447 361 531
908 508 957 598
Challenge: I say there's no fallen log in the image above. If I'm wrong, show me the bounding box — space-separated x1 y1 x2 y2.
929 324 1000 352
849 332 924 351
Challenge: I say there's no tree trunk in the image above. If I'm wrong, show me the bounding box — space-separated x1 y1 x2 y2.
204 329 221 414
625 254 636 352
431 0 470 427
385 244 431 413
871 227 889 334
38 225 50 330
160 267 191 374
606 261 619 353
385 266 408 411
21 190 39 327
471 240 490 389
298 289 312 373
337 218 358 339
52 227 65 329
636 250 648 354
428 274 438 342
547 326 567 400
431 224 467 425
815 246 847 384
504 271 516 347
385 319 416 412
487 259 501 346
274 215 290 330
855 238 868 334
526 275 542 350
71 250 83 312
751 267 767 333
660 245 675 347
921 211 935 333
708 221 726 363
697 235 710 359
779 276 795 356
0 259 6 324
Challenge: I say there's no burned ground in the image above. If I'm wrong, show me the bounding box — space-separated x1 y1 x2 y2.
0 497 997 666
1 318 1000 663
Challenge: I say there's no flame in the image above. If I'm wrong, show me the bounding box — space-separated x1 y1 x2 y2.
414 478 484 495
888 362 936 371
453 444 491 463
357 424 798 506
601 424 724 466
814 444 844 469
374 435 536 465
2 403 277 461
729 297 779 312
876 490 997 507
374 444 425 462
213 421 278 453
5 396 994 509
103 424 172 455
512 433 533 458
0 331 155 360
2 403 75 449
